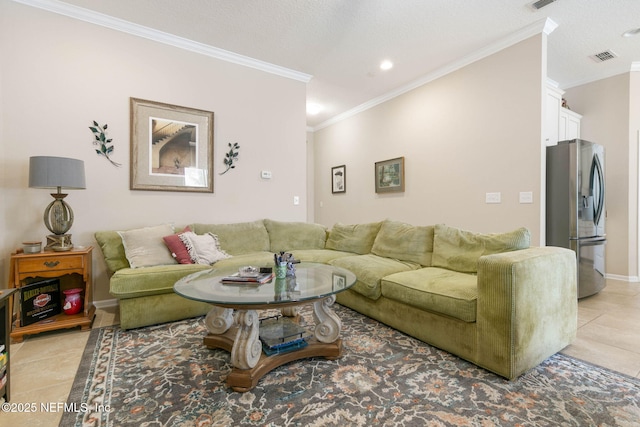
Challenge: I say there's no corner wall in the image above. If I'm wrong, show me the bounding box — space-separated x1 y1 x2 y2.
313 35 546 242
0 1 308 301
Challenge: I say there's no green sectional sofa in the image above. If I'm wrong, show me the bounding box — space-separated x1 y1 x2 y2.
94 218 577 380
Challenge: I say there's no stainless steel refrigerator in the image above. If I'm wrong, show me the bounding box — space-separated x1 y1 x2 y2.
546 139 606 298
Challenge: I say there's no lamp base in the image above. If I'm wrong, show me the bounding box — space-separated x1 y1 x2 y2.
46 234 73 251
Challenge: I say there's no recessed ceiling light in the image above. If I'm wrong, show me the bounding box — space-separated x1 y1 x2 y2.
380 60 393 71
306 102 323 115
622 27 640 37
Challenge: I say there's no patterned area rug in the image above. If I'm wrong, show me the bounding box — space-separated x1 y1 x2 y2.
60 304 640 426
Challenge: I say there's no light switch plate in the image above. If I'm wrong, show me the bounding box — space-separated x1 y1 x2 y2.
519 191 533 204
485 192 501 204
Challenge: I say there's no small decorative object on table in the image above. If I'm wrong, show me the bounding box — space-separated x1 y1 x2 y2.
63 288 83 315
238 266 259 277
22 241 42 254
274 252 298 278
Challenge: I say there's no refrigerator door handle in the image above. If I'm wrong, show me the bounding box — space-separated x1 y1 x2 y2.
590 154 605 226
573 237 607 246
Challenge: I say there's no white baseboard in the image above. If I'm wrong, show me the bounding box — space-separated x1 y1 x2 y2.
93 298 119 309
605 273 640 283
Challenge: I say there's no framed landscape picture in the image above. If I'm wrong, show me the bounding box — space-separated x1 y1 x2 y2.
331 165 346 193
375 156 405 193
130 98 214 192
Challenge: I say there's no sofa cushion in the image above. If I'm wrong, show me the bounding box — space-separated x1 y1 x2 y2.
329 254 420 300
192 220 270 255
370 220 434 266
431 224 531 273
109 264 211 299
381 267 478 322
95 230 130 274
118 224 177 268
290 249 357 264
179 232 230 265
326 222 382 255
264 219 327 252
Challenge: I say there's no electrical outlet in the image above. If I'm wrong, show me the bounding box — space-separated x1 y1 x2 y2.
261 170 272 179
293 196 300 205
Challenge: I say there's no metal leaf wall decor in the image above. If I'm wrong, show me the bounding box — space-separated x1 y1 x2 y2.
89 121 121 167
220 142 240 175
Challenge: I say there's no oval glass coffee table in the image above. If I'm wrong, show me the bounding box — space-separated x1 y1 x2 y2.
174 262 356 392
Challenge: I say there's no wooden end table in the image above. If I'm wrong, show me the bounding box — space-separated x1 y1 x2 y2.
8 246 95 343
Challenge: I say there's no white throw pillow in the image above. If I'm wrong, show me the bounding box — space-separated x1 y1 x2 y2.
179 231 231 265
118 224 177 268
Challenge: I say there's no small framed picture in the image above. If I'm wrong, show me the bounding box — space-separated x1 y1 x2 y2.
333 273 347 290
375 157 405 193
331 165 346 194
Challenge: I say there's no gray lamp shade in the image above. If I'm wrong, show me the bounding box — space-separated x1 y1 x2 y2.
29 156 86 189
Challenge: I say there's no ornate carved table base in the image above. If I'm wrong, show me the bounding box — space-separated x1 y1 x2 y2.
202 295 343 392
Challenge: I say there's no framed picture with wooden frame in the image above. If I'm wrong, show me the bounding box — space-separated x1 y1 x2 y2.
130 98 214 192
375 156 405 193
331 165 346 194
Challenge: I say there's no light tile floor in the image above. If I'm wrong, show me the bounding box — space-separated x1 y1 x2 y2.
561 278 640 378
3 278 640 425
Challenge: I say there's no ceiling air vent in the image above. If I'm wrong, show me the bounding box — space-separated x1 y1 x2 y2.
530 0 557 10
590 50 618 63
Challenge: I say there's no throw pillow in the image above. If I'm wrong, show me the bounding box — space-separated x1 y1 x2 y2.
370 220 434 266
95 230 130 273
326 222 382 254
431 224 531 273
162 226 193 264
179 231 231 265
118 224 177 268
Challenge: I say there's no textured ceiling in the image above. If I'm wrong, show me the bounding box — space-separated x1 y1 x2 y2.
55 0 640 128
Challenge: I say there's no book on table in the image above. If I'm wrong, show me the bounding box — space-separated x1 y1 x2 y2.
221 272 274 285
258 315 310 355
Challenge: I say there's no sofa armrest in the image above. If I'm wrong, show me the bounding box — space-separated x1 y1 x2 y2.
475 246 577 379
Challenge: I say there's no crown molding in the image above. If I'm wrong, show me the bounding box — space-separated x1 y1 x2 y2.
11 0 313 83
563 62 640 89
543 17 559 35
312 18 556 131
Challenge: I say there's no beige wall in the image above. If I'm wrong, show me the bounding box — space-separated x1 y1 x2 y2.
0 1 308 302
313 35 546 243
564 71 640 279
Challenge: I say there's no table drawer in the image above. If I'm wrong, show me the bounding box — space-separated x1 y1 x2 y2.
16 255 85 274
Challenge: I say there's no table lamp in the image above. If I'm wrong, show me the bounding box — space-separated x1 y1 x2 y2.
29 156 86 251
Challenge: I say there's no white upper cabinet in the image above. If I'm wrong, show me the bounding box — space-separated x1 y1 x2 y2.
545 85 581 146
559 107 582 141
